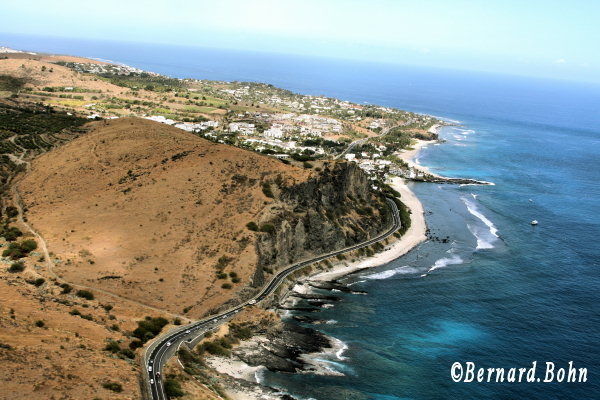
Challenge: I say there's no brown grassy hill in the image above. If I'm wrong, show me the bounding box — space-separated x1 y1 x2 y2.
19 117 310 317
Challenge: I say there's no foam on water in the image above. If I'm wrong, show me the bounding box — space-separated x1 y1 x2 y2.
461 197 499 237
361 265 421 280
426 254 464 274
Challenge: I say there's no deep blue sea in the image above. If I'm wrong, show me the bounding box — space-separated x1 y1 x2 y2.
3 34 600 400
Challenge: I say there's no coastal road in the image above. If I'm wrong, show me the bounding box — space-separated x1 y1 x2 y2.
145 198 401 400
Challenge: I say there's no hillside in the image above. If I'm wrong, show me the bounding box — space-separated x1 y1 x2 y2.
18 117 312 317
2 90 395 400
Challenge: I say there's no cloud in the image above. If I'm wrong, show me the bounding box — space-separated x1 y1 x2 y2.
554 58 567 64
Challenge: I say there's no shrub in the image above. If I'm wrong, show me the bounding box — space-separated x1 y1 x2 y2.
69 309 81 316
33 278 45 287
228 271 238 278
174 317 182 325
261 183 274 198
132 316 169 344
5 206 18 219
259 224 275 234
164 378 184 398
102 304 113 312
8 262 25 273
303 161 313 169
120 348 135 359
216 272 227 279
76 290 94 300
246 221 258 231
20 239 37 252
104 340 121 353
221 283 232 289
60 283 72 294
231 277 241 283
35 320 45 328
102 382 123 393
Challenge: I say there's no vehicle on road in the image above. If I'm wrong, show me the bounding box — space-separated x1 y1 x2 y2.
150 379 154 384
248 299 257 305
185 329 191 334
148 366 152 372
166 341 172 347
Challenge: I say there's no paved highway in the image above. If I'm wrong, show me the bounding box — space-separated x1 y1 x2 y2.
144 198 401 400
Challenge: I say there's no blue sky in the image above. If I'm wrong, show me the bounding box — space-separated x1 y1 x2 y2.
2 0 599 83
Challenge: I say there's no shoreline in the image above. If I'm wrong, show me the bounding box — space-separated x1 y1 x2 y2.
308 176 427 282
215 150 431 400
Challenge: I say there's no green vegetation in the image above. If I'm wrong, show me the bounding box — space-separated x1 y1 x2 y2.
221 283 232 289
229 322 253 340
0 225 22 241
35 320 45 328
32 277 45 287
259 223 275 234
164 378 185 398
261 182 274 198
7 262 25 273
0 102 87 195
103 339 135 359
132 316 169 344
101 382 123 393
60 283 72 294
246 221 259 231
75 289 94 300
2 239 37 259
0 75 29 92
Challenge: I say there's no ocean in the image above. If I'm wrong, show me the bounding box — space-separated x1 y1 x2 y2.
3 34 600 399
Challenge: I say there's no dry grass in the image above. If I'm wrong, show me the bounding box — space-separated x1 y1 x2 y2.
19 117 308 318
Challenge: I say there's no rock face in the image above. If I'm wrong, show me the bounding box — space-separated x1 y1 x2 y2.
233 322 332 373
252 162 390 287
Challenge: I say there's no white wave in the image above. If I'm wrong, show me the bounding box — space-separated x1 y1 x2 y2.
414 157 420 165
348 279 366 286
462 197 499 237
461 197 499 249
325 319 338 325
453 134 466 141
254 367 266 384
466 223 495 249
361 265 420 280
331 337 349 360
426 254 464 273
471 193 478 199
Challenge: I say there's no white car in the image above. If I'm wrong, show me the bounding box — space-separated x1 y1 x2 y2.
150 379 155 385
185 329 191 334
248 299 257 305
166 341 172 347
148 366 152 372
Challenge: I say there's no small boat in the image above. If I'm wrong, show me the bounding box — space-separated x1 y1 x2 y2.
531 220 538 225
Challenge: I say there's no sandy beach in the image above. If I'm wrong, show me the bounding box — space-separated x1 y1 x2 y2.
213 151 431 400
399 138 439 176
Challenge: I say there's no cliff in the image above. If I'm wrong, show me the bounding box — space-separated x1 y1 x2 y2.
252 162 391 287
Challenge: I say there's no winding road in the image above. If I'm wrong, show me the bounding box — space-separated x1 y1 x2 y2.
144 198 401 400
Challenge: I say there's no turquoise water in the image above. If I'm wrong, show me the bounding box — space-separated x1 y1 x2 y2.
3 34 599 399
